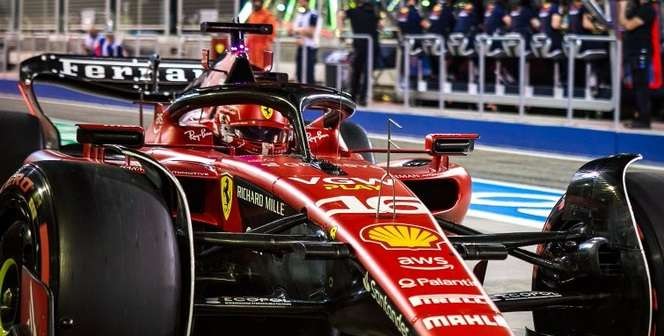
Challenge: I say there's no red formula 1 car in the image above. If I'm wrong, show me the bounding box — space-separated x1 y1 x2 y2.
0 22 663 336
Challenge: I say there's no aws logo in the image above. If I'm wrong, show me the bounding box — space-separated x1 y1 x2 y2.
360 223 444 250
398 256 454 270
220 174 233 220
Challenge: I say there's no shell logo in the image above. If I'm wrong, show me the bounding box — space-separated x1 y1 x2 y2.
360 223 444 250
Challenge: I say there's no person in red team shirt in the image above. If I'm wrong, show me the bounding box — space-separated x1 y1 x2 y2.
246 0 278 68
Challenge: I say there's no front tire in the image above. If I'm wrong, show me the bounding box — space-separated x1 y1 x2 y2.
0 161 183 336
626 172 664 335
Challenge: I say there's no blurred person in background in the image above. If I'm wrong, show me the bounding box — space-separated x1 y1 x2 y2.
246 0 277 68
448 0 479 81
619 0 656 129
424 0 455 40
339 0 381 105
483 0 508 109
504 0 539 50
484 0 507 35
82 27 102 56
581 0 610 93
96 30 124 57
289 0 319 84
423 0 455 80
396 0 423 86
452 0 479 36
503 0 539 82
397 0 424 37
539 0 563 52
563 0 584 34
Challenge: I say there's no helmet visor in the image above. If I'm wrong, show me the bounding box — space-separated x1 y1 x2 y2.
234 126 288 144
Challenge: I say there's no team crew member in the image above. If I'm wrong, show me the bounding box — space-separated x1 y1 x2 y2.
539 0 562 51
246 0 278 68
564 0 585 34
452 0 479 35
339 0 380 105
82 27 101 56
484 0 507 35
96 30 124 57
396 0 423 84
505 0 539 50
397 0 424 37
290 0 319 84
425 0 455 40
619 0 656 129
423 0 455 79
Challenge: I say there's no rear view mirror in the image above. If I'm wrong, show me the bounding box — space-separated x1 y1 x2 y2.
425 133 479 156
77 124 145 147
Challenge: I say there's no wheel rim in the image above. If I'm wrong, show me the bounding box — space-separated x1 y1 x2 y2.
0 258 18 336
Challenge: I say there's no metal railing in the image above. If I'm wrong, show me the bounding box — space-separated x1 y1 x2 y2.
476 33 527 116
0 35 6 72
339 33 374 104
402 34 445 112
0 30 623 127
563 34 620 128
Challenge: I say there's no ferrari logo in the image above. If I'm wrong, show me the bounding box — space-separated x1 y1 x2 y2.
260 106 274 119
329 226 338 240
220 174 233 220
360 223 443 250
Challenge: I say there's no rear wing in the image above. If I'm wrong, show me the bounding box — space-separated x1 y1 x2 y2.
18 23 281 148
20 54 204 103
18 54 205 149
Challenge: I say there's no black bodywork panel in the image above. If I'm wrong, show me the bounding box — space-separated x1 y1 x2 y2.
533 154 651 336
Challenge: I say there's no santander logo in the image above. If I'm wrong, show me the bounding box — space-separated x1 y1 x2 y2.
397 256 454 271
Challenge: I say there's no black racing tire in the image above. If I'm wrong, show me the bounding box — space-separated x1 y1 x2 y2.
340 121 375 164
626 172 664 335
0 111 44 185
0 161 182 336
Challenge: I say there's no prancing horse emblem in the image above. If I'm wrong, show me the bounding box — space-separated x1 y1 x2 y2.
260 106 274 119
220 174 233 220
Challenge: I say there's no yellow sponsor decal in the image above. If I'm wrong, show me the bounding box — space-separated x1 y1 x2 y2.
260 106 274 119
360 223 443 250
220 174 233 221
329 226 338 240
323 184 381 191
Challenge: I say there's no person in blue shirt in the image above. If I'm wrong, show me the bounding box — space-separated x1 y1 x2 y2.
446 1 479 81
505 0 540 50
424 0 455 79
397 0 424 36
425 0 455 40
484 0 507 35
397 0 424 83
564 0 584 34
289 0 319 84
95 31 125 57
539 0 563 51
452 0 479 35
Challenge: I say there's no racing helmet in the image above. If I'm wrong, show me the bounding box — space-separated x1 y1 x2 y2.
214 104 292 155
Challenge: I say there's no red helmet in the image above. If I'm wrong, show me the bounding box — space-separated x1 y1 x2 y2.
214 104 292 155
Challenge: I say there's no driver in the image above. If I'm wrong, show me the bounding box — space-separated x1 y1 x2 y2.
213 104 293 155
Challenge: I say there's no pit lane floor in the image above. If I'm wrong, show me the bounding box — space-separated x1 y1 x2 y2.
4 96 663 335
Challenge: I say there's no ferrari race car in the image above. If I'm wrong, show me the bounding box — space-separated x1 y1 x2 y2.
0 22 662 336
